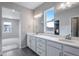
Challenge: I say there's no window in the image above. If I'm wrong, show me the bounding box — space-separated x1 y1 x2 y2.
44 7 55 33
3 22 12 33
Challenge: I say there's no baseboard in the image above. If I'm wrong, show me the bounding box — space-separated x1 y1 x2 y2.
20 45 27 49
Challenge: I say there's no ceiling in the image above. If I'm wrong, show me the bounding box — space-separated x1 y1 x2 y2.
15 2 44 10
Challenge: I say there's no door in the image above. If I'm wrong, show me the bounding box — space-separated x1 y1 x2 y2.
63 52 75 56
47 45 62 56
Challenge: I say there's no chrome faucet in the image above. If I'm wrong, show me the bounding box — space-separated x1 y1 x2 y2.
36 32 39 34
65 34 71 40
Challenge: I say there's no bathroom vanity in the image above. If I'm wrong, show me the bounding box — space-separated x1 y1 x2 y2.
27 33 79 56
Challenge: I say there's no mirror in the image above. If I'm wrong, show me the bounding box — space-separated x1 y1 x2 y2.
43 3 79 37
71 17 79 37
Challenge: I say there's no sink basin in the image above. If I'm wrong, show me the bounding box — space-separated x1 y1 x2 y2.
59 39 76 43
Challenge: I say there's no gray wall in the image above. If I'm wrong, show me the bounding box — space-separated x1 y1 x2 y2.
34 2 79 36
0 2 34 49
20 7 33 48
2 18 19 39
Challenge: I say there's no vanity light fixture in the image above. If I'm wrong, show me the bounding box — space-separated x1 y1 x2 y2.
57 3 66 10
66 2 72 7
57 2 77 10
60 3 66 9
12 9 15 12
34 13 43 18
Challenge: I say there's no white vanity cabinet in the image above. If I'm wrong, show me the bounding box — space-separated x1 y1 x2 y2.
27 34 79 56
47 40 62 56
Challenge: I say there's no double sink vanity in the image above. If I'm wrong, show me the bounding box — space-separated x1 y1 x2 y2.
27 33 79 56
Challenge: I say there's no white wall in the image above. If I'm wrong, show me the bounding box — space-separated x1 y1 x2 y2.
20 8 33 48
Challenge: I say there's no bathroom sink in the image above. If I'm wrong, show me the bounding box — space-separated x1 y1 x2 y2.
59 39 76 43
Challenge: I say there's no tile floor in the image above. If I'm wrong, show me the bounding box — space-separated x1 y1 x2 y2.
2 38 38 56
2 47 38 56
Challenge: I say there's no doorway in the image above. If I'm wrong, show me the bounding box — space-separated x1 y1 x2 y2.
2 7 21 54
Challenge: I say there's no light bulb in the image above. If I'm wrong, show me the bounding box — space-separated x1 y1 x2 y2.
66 2 72 7
60 3 66 9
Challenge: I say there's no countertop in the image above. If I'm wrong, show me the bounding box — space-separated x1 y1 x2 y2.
27 33 79 48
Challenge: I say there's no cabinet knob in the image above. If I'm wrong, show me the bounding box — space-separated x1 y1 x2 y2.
39 44 42 47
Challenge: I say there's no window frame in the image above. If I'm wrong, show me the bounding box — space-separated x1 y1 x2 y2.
44 7 55 33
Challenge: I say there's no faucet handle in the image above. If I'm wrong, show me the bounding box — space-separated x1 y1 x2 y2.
65 34 71 40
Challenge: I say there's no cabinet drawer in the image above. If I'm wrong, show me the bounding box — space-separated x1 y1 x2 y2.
37 42 46 51
31 45 36 51
37 38 46 44
63 45 79 55
30 39 36 47
47 40 62 49
37 48 46 56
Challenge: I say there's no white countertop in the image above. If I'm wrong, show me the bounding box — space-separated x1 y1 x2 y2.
27 33 79 48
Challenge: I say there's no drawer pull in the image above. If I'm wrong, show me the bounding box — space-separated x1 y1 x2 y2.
39 44 42 47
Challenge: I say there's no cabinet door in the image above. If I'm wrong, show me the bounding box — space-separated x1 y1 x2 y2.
37 38 46 51
63 52 74 56
63 45 79 56
30 37 36 52
27 35 31 48
47 45 62 56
